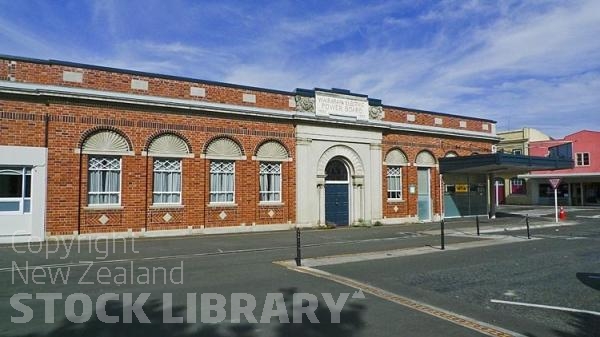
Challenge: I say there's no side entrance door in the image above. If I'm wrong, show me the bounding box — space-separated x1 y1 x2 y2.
417 167 431 221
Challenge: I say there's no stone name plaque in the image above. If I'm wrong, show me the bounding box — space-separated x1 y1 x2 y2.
315 91 369 120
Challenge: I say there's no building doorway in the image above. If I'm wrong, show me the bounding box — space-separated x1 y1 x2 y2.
417 167 431 221
325 158 349 226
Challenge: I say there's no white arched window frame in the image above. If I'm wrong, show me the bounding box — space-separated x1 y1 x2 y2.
254 141 291 203
384 149 409 201
203 138 245 204
80 130 133 207
144 134 193 206
415 151 437 167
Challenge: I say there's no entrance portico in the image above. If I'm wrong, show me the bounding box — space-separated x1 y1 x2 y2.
295 125 382 227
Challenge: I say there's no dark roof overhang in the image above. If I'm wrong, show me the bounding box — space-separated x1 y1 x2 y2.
439 153 574 175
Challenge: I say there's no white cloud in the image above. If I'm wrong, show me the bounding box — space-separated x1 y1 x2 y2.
0 0 598 138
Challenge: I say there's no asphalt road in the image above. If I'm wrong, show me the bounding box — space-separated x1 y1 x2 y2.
0 209 598 337
321 222 600 336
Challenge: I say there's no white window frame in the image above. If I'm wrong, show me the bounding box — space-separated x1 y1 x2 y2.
259 162 282 203
88 156 122 206
576 152 590 166
209 160 235 204
512 149 522 155
153 158 182 205
510 177 526 195
387 166 403 200
0 167 32 215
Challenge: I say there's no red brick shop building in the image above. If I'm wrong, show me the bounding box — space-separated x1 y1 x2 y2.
0 55 498 243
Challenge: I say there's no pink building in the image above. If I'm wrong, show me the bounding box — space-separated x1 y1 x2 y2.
523 130 600 206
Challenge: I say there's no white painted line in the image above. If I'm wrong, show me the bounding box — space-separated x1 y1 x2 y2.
419 221 581 237
0 234 428 272
283 265 524 337
576 215 600 219
0 246 289 272
490 299 600 316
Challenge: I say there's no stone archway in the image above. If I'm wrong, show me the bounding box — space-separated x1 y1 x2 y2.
316 145 365 177
316 145 365 226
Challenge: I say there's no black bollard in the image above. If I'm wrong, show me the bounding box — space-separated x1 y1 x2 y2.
476 215 480 236
526 214 531 239
440 219 445 250
295 227 302 266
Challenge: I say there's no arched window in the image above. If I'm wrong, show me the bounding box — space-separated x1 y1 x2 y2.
82 130 131 154
385 149 408 200
385 149 408 166
255 141 289 161
325 159 348 181
415 151 436 167
148 134 191 205
204 137 244 160
148 133 190 157
255 141 290 202
82 130 131 206
204 137 244 203
445 151 458 157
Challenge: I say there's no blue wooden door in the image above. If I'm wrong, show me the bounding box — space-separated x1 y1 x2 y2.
325 184 349 226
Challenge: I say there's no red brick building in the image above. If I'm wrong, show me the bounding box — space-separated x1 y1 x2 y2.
0 55 498 243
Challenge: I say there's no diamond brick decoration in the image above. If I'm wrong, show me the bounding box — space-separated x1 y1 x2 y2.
268 209 275 218
98 214 109 225
219 211 227 220
162 213 173 222
394 205 399 213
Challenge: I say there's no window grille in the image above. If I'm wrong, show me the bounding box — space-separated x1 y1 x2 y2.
210 161 235 203
259 162 281 202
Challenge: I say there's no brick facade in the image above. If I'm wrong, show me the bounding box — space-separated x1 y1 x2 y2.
381 133 493 220
0 55 496 238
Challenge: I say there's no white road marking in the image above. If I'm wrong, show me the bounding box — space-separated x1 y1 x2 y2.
490 299 600 316
535 235 587 240
576 214 600 219
281 264 523 337
0 234 427 272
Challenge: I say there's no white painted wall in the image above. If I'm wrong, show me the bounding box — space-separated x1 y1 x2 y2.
0 146 47 243
296 125 382 226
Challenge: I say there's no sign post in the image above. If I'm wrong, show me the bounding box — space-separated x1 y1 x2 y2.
549 178 561 223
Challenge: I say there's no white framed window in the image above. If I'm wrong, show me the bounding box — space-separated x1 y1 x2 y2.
510 177 526 195
88 157 121 205
512 149 522 155
259 162 281 202
576 152 590 166
0 167 31 214
153 159 182 204
210 161 234 203
387 166 402 200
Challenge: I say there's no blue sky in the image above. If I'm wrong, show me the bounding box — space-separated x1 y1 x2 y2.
1 0 599 138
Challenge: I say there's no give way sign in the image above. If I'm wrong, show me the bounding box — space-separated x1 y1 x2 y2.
549 178 562 189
